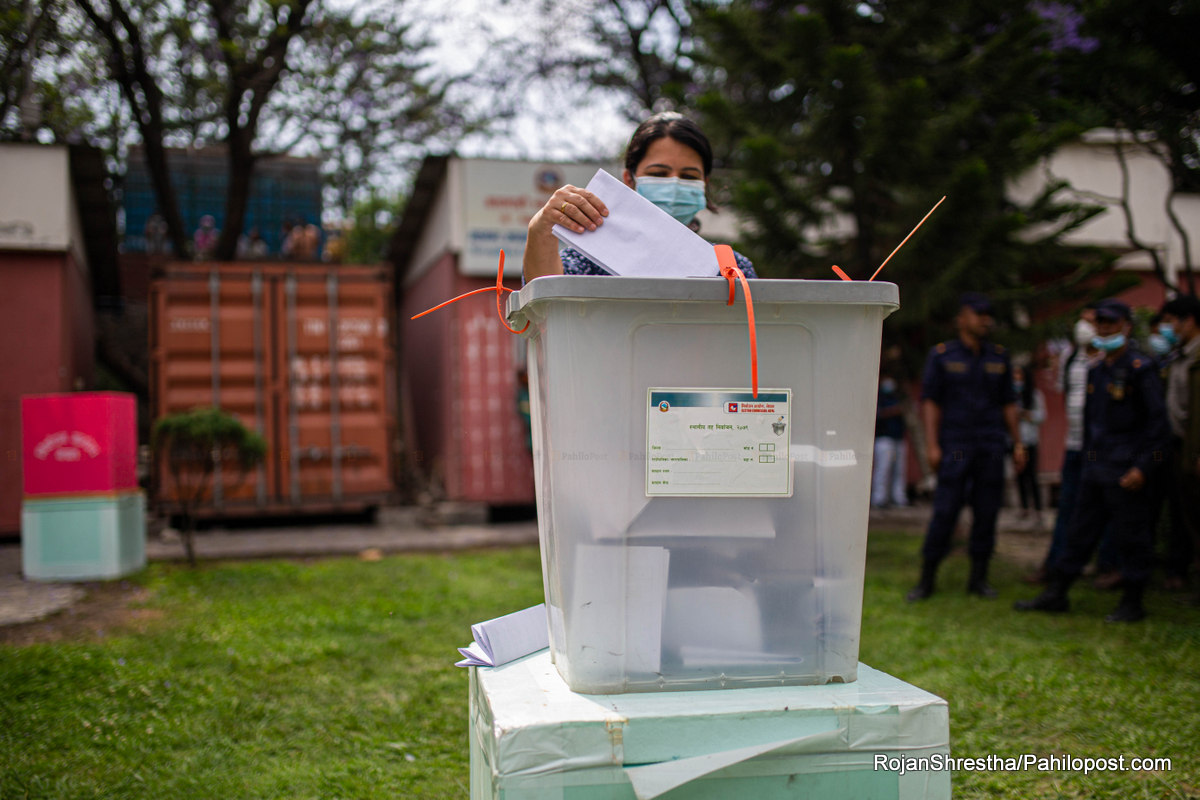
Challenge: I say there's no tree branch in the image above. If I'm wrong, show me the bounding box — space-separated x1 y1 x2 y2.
1112 134 1175 293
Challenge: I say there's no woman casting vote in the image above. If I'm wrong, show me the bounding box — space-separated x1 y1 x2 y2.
522 112 758 281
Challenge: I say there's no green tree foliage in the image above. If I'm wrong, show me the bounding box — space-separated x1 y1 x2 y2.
0 0 122 146
5 0 479 259
526 0 702 120
687 0 1119 352
1069 0 1199 191
1060 0 1199 293
152 407 266 566
0 0 51 137
344 192 404 265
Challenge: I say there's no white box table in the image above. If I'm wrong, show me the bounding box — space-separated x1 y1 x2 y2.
470 651 950 799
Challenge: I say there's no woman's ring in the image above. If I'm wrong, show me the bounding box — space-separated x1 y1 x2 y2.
560 202 570 214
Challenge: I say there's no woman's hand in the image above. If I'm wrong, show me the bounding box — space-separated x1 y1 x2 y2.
523 185 609 280
530 185 608 237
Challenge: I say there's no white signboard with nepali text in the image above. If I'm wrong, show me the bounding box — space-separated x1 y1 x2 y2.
461 159 621 277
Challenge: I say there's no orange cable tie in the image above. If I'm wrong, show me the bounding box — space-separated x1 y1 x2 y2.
495 251 530 334
869 196 946 282
411 287 502 320
409 250 530 334
715 245 758 398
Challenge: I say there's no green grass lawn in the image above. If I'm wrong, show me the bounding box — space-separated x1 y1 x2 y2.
861 532 1198 799
1 532 1196 799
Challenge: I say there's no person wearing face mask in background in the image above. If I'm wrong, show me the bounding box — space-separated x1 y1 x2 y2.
1025 309 1103 584
871 371 910 509
522 112 757 281
1147 313 1177 365
1135 312 1181 590
1156 295 1200 594
1016 299 1170 622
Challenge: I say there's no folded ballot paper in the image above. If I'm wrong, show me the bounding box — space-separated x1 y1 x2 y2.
552 169 721 278
456 604 550 668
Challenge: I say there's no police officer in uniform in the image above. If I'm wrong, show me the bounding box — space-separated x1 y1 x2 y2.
1015 299 1170 622
908 293 1026 601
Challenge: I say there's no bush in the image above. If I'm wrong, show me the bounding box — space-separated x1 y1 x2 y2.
151 407 267 565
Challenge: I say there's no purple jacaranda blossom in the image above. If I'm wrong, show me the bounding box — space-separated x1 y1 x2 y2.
1030 1 1100 53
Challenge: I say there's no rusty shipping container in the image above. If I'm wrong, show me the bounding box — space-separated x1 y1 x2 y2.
149 262 397 517
399 253 536 506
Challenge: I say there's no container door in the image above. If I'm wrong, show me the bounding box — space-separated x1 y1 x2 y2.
276 269 394 506
151 268 273 510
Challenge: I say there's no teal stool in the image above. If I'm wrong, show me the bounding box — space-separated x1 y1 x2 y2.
22 491 146 581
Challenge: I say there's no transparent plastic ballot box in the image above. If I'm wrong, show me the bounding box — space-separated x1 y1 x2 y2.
469 650 950 800
508 276 899 694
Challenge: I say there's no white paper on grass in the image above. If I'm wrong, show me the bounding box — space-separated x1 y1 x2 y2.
455 603 549 667
551 169 721 278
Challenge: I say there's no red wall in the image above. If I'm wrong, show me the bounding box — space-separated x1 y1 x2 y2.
400 253 457 494
0 250 95 532
400 256 535 505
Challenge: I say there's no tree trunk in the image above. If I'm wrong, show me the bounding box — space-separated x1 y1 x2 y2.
73 0 191 257
140 138 191 258
181 511 197 568
215 135 255 261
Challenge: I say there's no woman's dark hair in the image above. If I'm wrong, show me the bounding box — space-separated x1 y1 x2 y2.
624 112 714 177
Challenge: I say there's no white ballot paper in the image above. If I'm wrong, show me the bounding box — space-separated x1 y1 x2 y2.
455 604 550 668
551 169 721 277
570 544 670 676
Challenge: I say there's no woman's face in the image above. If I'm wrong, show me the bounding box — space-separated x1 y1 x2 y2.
623 136 706 188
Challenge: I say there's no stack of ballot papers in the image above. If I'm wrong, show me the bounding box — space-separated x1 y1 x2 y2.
456 603 550 667
551 169 721 278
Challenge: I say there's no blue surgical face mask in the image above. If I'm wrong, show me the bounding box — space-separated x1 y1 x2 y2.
1158 323 1178 346
1091 332 1126 352
635 176 707 224
1149 333 1173 356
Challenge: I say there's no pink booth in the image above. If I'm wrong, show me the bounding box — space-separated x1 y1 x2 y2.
20 393 145 580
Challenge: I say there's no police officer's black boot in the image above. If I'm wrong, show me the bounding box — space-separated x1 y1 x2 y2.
1013 573 1071 613
906 559 938 602
1104 581 1146 623
967 559 997 598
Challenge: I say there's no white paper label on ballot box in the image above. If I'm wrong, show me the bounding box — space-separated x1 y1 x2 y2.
646 388 793 497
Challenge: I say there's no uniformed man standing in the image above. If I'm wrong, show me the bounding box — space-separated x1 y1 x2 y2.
908 293 1026 602
1154 295 1200 594
1015 299 1170 622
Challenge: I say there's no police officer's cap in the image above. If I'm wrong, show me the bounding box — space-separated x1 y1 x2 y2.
1094 299 1132 322
958 292 994 315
